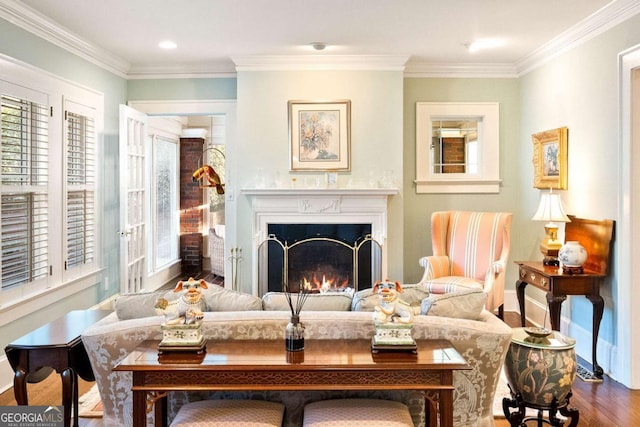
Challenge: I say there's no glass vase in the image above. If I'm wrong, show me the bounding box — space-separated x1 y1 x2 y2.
285 315 305 352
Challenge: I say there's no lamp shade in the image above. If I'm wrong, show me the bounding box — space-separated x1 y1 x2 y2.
532 191 570 222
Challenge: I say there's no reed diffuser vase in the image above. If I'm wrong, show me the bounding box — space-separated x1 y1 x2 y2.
285 314 305 351
284 287 309 352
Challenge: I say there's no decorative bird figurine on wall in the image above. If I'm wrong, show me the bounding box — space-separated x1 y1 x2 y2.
192 164 225 194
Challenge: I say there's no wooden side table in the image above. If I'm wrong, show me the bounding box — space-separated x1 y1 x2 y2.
515 261 605 378
4 310 111 427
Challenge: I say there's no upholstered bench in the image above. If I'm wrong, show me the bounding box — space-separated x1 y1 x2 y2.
170 399 285 427
302 398 414 427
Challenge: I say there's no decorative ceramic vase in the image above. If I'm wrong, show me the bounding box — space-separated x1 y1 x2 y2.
504 328 577 408
285 315 305 352
558 241 588 267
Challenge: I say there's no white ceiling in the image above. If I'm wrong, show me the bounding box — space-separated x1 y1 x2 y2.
4 0 638 78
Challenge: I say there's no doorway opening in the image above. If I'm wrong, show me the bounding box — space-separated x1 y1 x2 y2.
123 100 236 292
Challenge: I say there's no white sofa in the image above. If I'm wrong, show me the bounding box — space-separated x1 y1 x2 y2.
82 286 512 427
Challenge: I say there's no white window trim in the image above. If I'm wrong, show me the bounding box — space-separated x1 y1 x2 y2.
0 54 103 322
145 117 182 290
415 101 501 193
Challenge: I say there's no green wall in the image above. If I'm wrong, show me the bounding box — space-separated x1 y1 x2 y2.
127 78 237 100
401 78 522 286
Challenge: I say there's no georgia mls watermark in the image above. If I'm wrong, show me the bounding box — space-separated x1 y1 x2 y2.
0 406 63 427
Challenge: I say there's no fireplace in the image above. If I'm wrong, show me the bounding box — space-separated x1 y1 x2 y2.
259 224 381 293
242 187 397 296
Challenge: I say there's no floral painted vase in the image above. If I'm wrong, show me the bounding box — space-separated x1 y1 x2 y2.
504 328 577 408
558 241 588 268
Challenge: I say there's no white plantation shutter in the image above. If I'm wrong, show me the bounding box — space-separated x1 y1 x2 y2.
0 93 49 289
65 102 96 273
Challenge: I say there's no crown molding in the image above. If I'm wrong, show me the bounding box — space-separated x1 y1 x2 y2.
403 62 519 78
0 0 130 78
516 0 640 75
127 62 237 80
2 0 638 79
232 55 408 71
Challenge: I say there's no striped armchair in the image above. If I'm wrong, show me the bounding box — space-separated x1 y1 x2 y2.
417 211 513 318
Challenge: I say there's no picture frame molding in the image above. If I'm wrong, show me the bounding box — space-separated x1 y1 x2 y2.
532 126 568 190
288 99 351 171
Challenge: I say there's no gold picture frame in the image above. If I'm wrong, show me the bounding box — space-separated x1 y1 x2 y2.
289 100 351 171
532 127 568 190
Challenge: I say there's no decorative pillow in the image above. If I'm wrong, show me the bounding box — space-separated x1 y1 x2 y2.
351 283 430 312
201 285 263 311
420 288 487 320
421 276 483 294
262 292 353 311
114 291 170 320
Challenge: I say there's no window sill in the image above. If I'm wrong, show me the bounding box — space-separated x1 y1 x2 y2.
414 179 502 194
0 268 104 327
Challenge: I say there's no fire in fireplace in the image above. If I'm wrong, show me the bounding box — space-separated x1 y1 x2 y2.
258 224 381 295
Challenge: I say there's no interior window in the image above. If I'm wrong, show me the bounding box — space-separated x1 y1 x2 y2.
431 119 478 174
416 102 500 193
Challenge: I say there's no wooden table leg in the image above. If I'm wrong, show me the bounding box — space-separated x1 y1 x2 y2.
132 389 148 427
13 369 28 405
587 294 604 378
439 372 454 427
61 368 76 427
546 293 566 331
516 280 527 327
424 395 437 427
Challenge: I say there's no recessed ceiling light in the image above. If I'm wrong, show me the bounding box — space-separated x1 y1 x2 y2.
310 42 327 51
159 40 177 50
466 38 503 53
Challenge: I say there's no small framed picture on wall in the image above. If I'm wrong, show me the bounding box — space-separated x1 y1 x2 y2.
289 100 351 171
532 126 568 190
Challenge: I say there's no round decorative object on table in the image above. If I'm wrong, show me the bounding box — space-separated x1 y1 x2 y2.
502 327 579 427
558 241 588 274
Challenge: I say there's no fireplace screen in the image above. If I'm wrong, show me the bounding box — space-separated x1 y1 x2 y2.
258 225 382 295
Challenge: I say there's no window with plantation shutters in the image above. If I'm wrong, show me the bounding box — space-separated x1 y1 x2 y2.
1 93 49 290
65 103 96 272
0 58 103 314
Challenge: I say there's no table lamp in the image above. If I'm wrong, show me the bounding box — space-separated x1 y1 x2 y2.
532 189 570 266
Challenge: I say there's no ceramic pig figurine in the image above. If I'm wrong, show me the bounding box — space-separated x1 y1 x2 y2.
155 277 208 324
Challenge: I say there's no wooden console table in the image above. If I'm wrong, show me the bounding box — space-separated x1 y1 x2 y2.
516 215 614 379
515 261 605 378
4 310 111 427
115 338 469 427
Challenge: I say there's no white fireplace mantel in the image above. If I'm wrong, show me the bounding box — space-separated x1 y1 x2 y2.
241 187 399 295
241 187 398 241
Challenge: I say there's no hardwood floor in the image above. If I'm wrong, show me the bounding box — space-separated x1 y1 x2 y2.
1 311 638 426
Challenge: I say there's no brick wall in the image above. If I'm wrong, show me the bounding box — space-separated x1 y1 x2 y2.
180 137 205 274
442 137 466 173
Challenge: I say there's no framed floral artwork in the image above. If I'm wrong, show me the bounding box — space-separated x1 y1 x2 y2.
288 100 351 171
532 126 568 190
